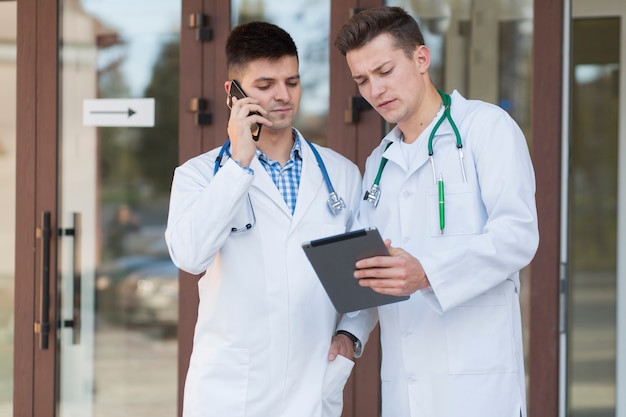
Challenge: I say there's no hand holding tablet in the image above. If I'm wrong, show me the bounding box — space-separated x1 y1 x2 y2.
302 228 410 314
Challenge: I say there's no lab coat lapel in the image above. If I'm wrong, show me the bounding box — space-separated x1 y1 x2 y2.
291 142 325 228
384 119 456 178
249 156 292 218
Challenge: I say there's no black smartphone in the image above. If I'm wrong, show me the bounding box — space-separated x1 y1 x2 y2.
228 80 262 141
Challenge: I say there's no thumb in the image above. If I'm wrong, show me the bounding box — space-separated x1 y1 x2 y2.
328 339 341 361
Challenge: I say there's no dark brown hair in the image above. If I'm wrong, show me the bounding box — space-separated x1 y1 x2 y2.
226 21 298 75
334 6 425 59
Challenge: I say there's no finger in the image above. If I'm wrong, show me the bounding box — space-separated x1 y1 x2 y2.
359 279 406 296
328 339 341 361
355 254 394 269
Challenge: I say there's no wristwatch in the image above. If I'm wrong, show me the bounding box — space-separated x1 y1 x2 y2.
335 330 363 358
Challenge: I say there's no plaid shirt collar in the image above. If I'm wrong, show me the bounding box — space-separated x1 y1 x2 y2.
256 129 302 164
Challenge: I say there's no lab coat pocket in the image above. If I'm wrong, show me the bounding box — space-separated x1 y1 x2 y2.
428 181 480 237
184 347 249 417
444 302 515 374
322 354 354 417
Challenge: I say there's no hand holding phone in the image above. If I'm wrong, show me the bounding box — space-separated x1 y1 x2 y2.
228 80 262 141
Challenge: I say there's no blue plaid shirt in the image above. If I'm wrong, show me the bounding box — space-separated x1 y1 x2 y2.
256 130 302 214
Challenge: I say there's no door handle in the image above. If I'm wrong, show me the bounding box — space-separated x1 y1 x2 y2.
188 13 213 42
60 212 82 345
35 211 51 350
344 95 372 124
189 97 212 126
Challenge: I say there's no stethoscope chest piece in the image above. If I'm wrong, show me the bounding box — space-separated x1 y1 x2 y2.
363 184 382 207
328 192 346 215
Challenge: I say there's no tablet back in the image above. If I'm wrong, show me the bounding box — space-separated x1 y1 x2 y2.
302 228 409 314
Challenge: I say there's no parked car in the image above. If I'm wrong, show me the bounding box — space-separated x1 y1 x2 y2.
96 254 178 334
116 258 178 328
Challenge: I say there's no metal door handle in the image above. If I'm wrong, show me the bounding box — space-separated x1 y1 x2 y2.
35 211 51 350
60 212 82 345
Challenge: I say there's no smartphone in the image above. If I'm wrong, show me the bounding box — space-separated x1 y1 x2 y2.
228 80 262 141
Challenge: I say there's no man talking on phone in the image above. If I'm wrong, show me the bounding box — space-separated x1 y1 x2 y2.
165 21 367 417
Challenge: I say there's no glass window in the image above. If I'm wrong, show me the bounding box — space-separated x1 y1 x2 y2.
0 1 16 415
58 1 180 416
567 17 619 417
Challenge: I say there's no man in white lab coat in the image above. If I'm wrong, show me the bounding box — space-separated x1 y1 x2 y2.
333 6 539 417
165 22 366 417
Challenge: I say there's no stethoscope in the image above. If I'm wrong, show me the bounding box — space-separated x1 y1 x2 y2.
214 136 346 232
363 90 467 234
364 90 467 206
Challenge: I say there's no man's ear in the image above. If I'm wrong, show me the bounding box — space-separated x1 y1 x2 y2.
414 45 431 74
224 80 231 95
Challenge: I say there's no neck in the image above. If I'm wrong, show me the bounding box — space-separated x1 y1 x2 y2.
399 88 443 144
257 127 294 165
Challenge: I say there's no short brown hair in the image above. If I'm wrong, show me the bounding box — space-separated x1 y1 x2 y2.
226 21 298 77
334 6 425 59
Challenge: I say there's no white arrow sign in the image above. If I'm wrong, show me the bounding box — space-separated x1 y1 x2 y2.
83 98 155 127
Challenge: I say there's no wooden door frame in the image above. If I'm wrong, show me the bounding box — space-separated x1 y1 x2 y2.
529 0 563 416
14 0 59 416
176 0 231 415
329 2 385 417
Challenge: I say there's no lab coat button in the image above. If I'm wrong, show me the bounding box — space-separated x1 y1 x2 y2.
403 236 410 243
403 190 412 198
402 331 412 338
407 376 416 384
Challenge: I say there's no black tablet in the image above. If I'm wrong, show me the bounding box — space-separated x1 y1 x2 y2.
302 227 409 314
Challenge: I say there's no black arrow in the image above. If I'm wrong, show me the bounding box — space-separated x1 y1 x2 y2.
90 108 136 117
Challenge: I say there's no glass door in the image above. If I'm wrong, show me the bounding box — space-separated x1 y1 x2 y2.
567 1 626 416
0 1 16 415
57 1 181 416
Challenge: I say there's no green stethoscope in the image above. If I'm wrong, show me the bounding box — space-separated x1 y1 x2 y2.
363 90 467 233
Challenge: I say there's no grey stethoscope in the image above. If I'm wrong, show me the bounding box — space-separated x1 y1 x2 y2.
363 90 467 233
214 136 346 232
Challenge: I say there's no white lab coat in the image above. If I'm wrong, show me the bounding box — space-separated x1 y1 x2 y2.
165 130 363 417
353 91 539 417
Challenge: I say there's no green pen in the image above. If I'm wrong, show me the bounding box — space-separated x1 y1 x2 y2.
438 174 445 234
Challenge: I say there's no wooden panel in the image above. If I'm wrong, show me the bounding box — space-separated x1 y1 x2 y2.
529 0 563 415
177 0 204 416
177 1 231 415
329 0 384 174
33 0 60 416
14 0 60 414
330 2 384 417
14 0 37 415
